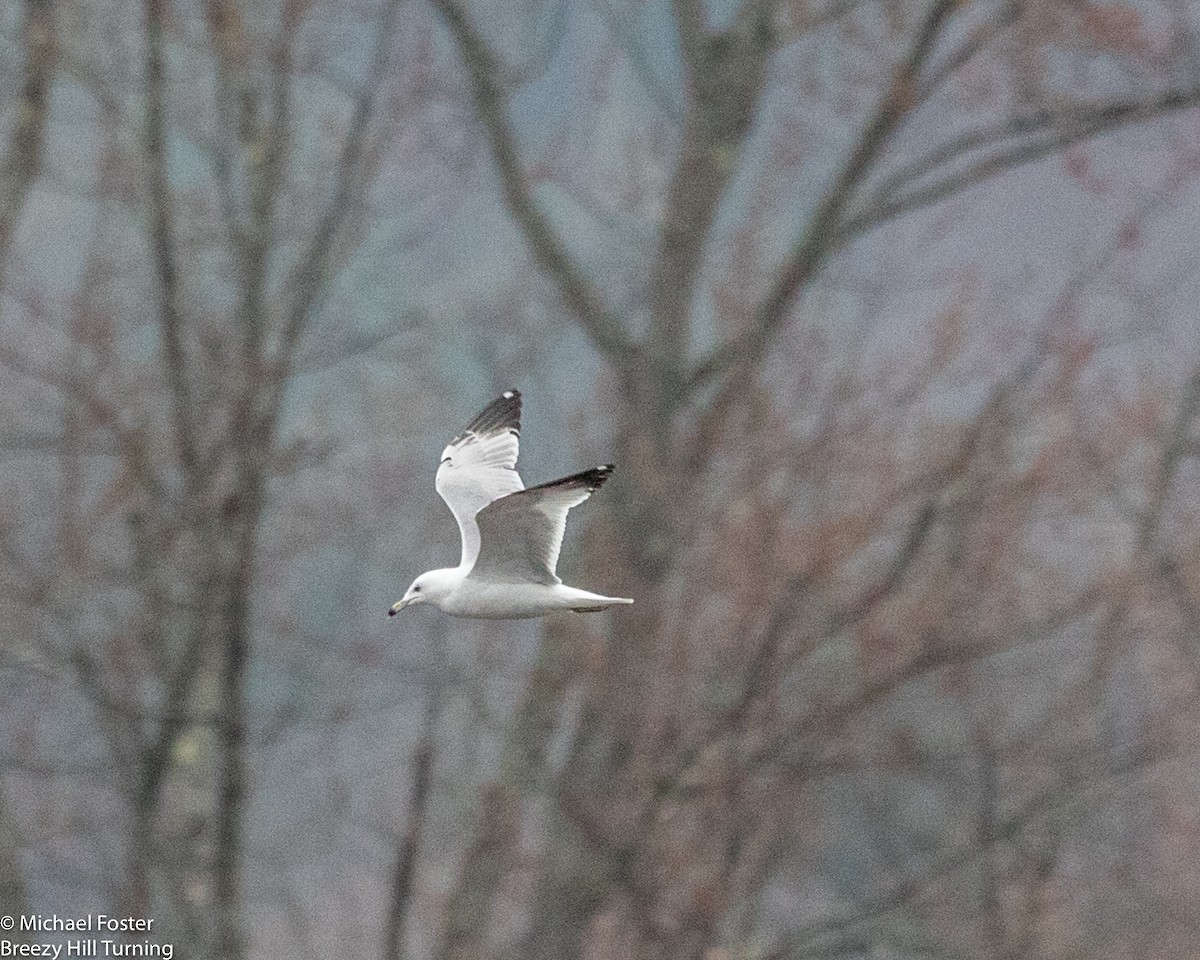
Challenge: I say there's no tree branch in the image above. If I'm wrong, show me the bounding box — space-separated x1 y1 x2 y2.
843 87 1200 244
381 691 441 960
0 0 55 272
430 0 635 362
268 0 403 412
687 9 1200 402
688 0 960 391
646 0 772 368
202 0 250 251
433 629 573 960
917 1 1020 102
144 0 200 480
767 746 1165 959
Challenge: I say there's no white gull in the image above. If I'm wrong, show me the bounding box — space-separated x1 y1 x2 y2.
389 390 633 619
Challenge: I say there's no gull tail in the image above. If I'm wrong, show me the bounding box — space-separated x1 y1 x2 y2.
555 584 633 613
567 593 634 613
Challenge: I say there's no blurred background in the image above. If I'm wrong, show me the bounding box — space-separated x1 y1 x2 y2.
3 0 1200 958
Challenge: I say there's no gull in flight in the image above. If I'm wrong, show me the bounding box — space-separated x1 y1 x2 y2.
389 390 633 619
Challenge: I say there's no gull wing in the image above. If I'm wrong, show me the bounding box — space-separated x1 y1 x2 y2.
469 465 613 585
436 390 524 567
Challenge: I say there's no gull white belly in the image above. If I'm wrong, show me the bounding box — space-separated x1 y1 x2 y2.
440 581 566 618
442 580 628 619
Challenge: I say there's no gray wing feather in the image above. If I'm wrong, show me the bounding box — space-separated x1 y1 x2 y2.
470 466 613 585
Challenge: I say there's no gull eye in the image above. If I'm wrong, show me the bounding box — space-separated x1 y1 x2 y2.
413 585 421 593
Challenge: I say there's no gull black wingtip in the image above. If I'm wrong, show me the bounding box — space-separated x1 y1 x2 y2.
584 464 615 490
519 463 616 495
460 389 523 438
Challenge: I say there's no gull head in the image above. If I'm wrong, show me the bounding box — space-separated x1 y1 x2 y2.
389 568 459 617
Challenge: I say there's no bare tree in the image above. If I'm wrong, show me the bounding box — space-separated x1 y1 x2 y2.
423 1 1200 958
3 0 414 956
5 2 1200 960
